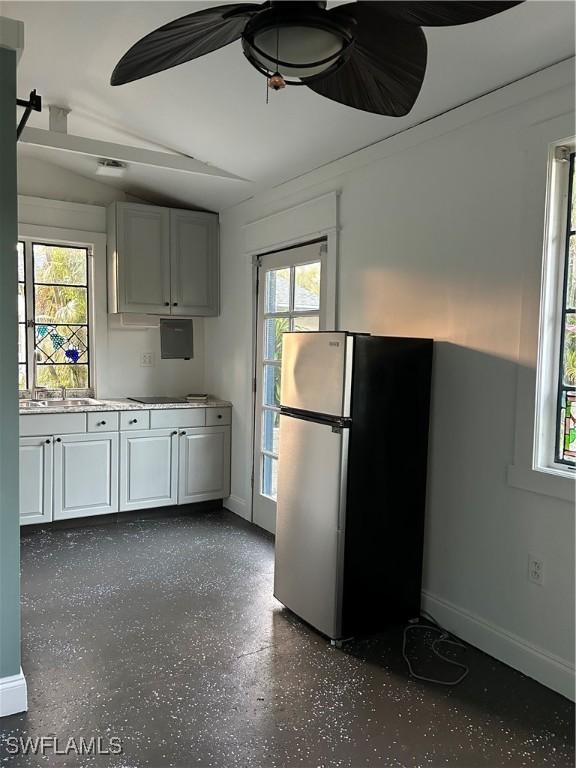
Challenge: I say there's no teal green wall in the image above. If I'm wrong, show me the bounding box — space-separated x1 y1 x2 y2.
0 45 22 679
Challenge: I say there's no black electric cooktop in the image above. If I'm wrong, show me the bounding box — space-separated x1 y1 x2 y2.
128 396 189 404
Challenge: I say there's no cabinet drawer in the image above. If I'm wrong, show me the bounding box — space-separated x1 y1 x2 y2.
20 412 86 437
87 412 119 432
206 407 231 426
120 411 150 431
150 408 205 430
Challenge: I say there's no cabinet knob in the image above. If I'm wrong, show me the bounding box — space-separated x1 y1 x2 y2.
179 430 187 436
164 302 170 306
55 437 62 443
129 419 138 424
173 302 178 307
45 439 51 444
217 414 222 419
98 421 106 426
171 431 178 436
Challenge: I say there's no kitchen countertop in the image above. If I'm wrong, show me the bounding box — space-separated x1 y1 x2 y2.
19 398 232 416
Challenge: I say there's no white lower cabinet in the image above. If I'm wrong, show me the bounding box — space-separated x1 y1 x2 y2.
53 432 119 520
178 426 231 503
19 436 53 525
20 410 231 525
120 429 179 511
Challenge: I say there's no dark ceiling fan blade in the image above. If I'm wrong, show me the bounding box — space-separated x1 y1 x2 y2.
306 6 427 116
111 3 264 85
356 2 524 27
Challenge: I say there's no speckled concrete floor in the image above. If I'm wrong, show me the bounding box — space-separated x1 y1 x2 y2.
0 508 573 767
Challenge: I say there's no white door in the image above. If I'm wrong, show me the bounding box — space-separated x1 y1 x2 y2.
19 436 53 526
178 426 231 503
170 209 219 316
117 202 171 314
252 240 328 534
120 429 179 511
53 432 119 520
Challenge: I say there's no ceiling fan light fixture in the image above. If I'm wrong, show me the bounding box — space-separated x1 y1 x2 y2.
242 4 355 85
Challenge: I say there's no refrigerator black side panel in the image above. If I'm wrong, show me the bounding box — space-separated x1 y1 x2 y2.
342 335 433 636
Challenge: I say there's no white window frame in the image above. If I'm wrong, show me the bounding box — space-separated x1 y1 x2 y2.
534 139 575 478
18 225 99 397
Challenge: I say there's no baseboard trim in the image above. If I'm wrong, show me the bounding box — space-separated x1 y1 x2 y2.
422 590 575 701
0 668 27 717
224 494 250 521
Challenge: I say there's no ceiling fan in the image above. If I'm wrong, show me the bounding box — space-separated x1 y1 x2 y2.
111 1 523 117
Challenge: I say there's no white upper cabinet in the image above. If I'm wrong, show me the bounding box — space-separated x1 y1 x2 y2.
170 209 219 316
108 202 219 316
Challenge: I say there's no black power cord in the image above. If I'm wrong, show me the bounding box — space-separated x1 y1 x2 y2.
402 611 469 686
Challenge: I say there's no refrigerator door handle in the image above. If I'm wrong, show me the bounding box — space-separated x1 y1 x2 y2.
279 406 351 430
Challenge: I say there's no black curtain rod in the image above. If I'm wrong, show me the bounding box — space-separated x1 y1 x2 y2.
16 89 42 140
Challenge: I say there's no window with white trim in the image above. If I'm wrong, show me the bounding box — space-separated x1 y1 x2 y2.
18 239 92 392
535 141 576 472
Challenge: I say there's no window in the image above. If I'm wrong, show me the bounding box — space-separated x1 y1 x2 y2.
261 261 321 498
556 153 576 465
18 240 92 392
535 141 576 475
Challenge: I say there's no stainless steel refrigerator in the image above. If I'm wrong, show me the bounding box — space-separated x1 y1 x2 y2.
274 331 433 640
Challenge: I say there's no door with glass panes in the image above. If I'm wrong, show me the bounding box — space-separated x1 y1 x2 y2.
252 240 327 533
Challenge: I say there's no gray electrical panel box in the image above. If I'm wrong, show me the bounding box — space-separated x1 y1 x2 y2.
160 318 194 359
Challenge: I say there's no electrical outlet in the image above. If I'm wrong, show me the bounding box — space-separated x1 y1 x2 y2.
140 352 153 367
528 555 544 586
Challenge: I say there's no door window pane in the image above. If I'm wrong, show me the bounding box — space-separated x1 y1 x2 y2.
262 454 278 498
264 317 289 361
265 268 290 313
262 408 280 455
33 244 87 286
292 315 320 332
294 262 320 311
263 364 281 407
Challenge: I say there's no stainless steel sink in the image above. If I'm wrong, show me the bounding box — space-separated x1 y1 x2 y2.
20 398 101 409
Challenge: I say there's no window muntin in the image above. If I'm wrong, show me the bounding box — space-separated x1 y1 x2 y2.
18 240 91 392
556 153 576 465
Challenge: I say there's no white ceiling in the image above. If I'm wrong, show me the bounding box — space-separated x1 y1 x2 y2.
7 0 575 211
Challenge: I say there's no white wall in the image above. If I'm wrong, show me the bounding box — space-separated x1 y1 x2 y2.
205 60 575 698
17 158 205 398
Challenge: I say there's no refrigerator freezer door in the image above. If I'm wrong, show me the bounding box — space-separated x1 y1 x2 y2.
274 413 347 639
280 332 353 418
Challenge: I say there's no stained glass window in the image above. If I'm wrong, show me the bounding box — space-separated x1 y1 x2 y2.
18 241 91 391
556 153 576 465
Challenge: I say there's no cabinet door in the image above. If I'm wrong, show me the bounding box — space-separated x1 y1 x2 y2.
53 433 119 520
120 429 178 511
170 210 219 316
178 426 230 504
116 203 171 314
19 437 53 526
